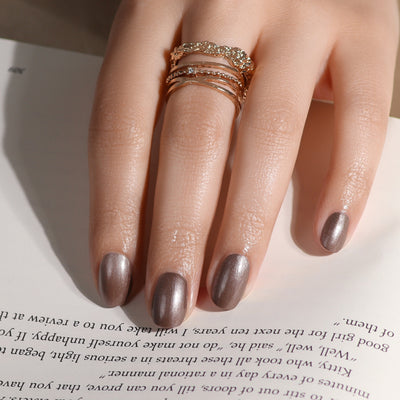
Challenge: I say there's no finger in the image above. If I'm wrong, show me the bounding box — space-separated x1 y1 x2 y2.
146 2 263 327
89 0 182 307
206 27 333 309
316 30 398 253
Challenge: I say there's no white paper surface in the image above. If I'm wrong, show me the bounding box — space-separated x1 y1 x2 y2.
0 37 399 399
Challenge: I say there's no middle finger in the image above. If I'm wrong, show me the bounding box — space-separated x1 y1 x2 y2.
146 0 263 327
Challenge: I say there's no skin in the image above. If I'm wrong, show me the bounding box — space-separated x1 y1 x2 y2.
88 0 399 325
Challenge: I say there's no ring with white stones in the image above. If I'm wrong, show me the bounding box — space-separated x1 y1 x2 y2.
166 41 255 114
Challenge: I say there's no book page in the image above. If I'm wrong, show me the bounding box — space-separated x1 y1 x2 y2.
0 38 399 399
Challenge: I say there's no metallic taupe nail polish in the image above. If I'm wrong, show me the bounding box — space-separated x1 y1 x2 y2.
211 254 250 310
152 273 187 328
320 212 349 253
98 253 131 307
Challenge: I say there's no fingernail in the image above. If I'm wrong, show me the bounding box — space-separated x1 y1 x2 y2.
152 273 187 328
211 254 250 310
320 212 349 253
98 253 131 307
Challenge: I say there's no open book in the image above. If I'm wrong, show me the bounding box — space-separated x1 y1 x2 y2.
0 37 399 399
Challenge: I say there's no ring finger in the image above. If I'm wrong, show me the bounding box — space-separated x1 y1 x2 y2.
207 20 335 309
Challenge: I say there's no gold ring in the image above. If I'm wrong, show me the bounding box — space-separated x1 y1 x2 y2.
167 77 242 115
166 41 255 114
167 62 245 89
170 41 255 84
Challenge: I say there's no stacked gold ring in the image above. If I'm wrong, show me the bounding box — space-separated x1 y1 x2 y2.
166 41 255 114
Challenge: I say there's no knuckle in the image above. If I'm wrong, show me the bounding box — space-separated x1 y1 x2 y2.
340 2 398 44
89 94 148 155
157 220 205 269
340 161 374 208
338 1 378 26
118 0 137 13
246 105 301 153
201 0 245 14
92 204 139 247
356 103 387 137
164 97 229 160
97 195 140 225
348 92 388 139
231 202 267 249
118 0 144 17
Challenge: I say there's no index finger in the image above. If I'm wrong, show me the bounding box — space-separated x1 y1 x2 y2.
89 0 183 306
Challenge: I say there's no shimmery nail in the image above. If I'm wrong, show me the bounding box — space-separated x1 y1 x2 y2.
98 253 131 307
152 273 187 328
211 254 250 310
320 212 349 253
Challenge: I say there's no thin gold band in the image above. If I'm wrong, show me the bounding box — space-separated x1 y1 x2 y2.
169 61 242 79
167 65 244 90
167 77 241 115
168 75 242 100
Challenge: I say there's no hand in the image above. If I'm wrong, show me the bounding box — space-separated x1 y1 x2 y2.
88 0 399 327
